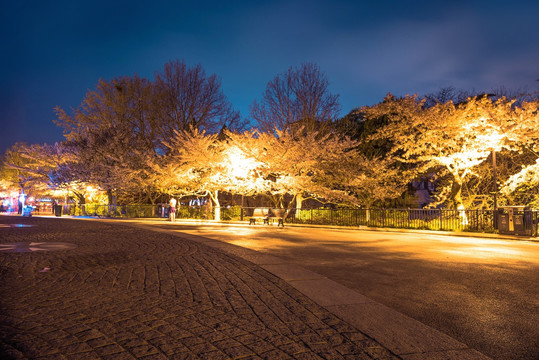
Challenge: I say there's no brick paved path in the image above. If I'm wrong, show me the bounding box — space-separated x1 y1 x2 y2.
0 216 397 360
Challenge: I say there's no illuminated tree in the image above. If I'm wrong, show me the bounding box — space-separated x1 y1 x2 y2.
361 94 532 209
251 63 340 135
54 60 242 204
156 128 267 220
335 155 407 209
0 142 97 205
232 127 361 209
501 159 539 206
55 75 153 203
499 99 539 204
1 143 53 196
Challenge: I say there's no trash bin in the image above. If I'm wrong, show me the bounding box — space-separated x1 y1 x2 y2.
497 206 532 236
22 205 33 217
54 204 62 217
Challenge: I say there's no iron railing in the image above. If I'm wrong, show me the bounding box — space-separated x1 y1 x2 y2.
284 208 496 232
57 204 538 236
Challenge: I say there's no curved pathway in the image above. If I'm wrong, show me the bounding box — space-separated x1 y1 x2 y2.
0 216 395 359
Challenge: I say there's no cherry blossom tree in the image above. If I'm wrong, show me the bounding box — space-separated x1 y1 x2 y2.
361 94 533 210
156 128 267 220
499 99 539 204
54 60 242 205
1 143 56 197
231 127 363 209
0 142 97 205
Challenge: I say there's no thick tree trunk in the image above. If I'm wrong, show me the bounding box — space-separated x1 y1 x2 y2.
72 191 86 216
451 178 468 225
210 190 220 221
107 189 117 216
450 178 464 209
295 193 303 209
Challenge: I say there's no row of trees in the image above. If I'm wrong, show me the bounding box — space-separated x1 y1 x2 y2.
1 60 538 219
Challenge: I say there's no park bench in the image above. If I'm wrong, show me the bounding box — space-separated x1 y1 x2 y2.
249 208 270 225
268 208 287 227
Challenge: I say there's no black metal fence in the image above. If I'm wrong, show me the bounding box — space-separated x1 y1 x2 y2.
60 204 538 236
62 204 230 220
284 208 497 232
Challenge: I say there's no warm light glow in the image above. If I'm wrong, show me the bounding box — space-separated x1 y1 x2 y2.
434 122 504 185
437 148 490 171
441 246 525 259
502 158 539 195
85 185 100 202
224 146 261 179
477 129 504 151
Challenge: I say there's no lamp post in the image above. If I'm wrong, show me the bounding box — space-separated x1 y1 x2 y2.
492 149 497 210
492 148 499 230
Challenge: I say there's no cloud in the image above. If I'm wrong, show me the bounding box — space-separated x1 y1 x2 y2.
312 5 539 109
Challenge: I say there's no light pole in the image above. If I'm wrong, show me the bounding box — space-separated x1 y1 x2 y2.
492 149 499 230
492 149 497 210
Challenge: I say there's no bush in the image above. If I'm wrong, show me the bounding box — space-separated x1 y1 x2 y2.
221 206 242 220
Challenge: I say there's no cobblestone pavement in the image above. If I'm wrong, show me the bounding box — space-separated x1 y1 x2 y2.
0 216 398 360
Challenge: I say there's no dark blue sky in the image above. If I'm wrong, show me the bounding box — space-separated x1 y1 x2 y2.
1 0 538 154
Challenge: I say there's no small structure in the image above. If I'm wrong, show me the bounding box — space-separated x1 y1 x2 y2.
248 208 287 227
497 206 534 236
22 205 33 217
268 208 287 227
249 208 269 225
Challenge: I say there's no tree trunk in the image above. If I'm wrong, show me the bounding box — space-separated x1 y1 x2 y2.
451 178 468 225
209 190 220 221
295 193 303 209
450 178 464 209
73 191 86 216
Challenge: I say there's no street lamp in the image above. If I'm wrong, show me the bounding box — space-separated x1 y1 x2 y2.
492 149 497 210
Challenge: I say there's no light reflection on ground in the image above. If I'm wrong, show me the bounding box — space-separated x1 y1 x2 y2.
0 224 34 228
0 242 77 252
441 246 525 259
172 224 539 265
199 226 260 236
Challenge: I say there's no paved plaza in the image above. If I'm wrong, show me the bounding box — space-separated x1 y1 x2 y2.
1 216 398 359
142 220 538 360
0 215 506 359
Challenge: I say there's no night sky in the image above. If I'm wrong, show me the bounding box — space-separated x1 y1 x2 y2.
1 0 538 154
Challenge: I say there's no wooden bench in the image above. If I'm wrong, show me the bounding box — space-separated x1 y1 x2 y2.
268 208 287 227
249 208 269 225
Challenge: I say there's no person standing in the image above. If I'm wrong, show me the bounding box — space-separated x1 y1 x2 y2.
17 192 26 215
169 198 177 222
